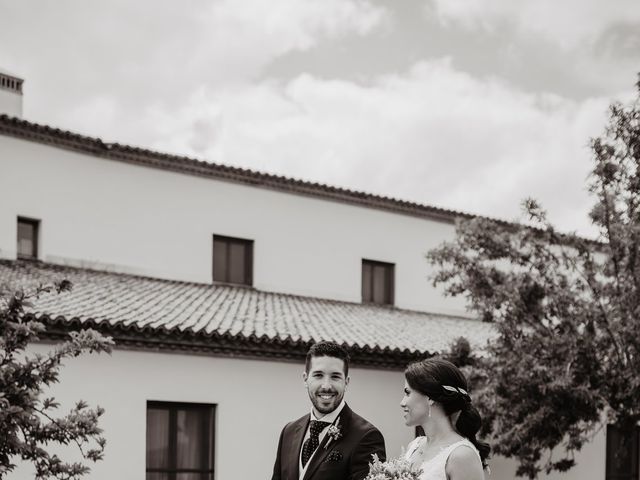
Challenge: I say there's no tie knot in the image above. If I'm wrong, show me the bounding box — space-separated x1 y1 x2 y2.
310 420 330 436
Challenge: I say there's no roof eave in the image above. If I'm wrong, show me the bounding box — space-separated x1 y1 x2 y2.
34 314 429 370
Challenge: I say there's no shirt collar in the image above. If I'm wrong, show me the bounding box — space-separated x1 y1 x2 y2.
310 399 346 424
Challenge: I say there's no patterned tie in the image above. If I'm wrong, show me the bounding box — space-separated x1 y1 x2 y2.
301 420 330 467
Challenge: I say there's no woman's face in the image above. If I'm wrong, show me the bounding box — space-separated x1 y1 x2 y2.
400 379 431 426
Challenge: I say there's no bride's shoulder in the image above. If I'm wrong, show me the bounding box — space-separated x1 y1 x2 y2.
445 442 484 480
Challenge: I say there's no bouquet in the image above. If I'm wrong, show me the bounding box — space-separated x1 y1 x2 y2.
365 454 422 480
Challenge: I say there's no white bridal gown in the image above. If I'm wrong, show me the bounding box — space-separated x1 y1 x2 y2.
404 436 483 480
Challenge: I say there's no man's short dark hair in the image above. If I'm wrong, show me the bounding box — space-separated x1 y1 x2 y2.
305 341 350 376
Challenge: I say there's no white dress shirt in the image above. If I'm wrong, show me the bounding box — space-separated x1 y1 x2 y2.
298 400 346 479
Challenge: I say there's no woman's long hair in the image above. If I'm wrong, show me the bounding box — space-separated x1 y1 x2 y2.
405 358 490 468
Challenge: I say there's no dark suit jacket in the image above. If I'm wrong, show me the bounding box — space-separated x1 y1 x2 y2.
271 404 386 480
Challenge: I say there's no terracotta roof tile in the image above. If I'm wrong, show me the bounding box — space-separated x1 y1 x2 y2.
1 259 494 361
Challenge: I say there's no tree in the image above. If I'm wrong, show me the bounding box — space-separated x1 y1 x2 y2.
427 76 640 478
0 280 114 479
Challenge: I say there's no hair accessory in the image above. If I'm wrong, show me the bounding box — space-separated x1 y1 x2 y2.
443 385 469 396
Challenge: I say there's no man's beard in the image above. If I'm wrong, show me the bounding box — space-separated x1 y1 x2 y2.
310 390 343 414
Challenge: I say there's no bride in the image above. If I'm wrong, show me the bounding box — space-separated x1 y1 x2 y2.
401 358 490 480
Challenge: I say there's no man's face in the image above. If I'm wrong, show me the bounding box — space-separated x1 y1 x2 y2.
303 355 349 416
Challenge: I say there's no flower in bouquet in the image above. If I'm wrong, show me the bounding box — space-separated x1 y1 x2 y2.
365 453 422 480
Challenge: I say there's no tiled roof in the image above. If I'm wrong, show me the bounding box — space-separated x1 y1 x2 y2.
0 260 494 369
0 114 505 226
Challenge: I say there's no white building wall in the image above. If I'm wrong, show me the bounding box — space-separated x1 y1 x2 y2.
0 88 22 117
1 124 610 480
10 345 413 480
9 346 606 480
0 135 467 317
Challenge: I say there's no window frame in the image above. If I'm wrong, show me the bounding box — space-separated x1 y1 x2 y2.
146 401 216 480
17 216 40 260
212 234 254 286
361 258 395 306
606 423 640 480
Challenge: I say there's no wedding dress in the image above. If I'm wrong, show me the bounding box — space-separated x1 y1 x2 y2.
404 436 482 480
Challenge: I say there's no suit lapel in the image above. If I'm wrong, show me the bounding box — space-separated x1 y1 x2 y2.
289 415 309 480
303 405 352 480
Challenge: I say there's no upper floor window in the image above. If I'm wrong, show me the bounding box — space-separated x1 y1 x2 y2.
146 401 216 480
362 259 394 306
212 234 253 286
606 424 639 480
17 217 39 259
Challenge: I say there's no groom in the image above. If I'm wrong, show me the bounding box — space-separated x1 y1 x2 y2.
271 341 386 480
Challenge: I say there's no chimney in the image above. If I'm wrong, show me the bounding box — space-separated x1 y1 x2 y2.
0 69 24 118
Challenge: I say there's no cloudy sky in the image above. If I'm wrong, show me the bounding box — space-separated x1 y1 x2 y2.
1 0 639 237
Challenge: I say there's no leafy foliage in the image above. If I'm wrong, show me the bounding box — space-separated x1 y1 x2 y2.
428 77 640 478
0 280 114 479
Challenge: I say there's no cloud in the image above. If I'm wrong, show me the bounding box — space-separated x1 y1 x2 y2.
1 0 632 238
191 0 387 86
427 0 640 51
0 0 387 129
133 59 617 236
208 0 386 52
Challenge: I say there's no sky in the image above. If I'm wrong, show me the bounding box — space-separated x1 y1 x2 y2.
1 0 639 238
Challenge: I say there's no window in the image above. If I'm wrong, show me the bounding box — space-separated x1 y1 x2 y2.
362 259 394 305
212 234 253 286
606 424 639 480
146 401 216 480
17 217 39 259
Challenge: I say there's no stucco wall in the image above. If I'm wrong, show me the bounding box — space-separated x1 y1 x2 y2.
0 89 22 118
9 345 414 480
1 134 467 316
8 346 607 480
